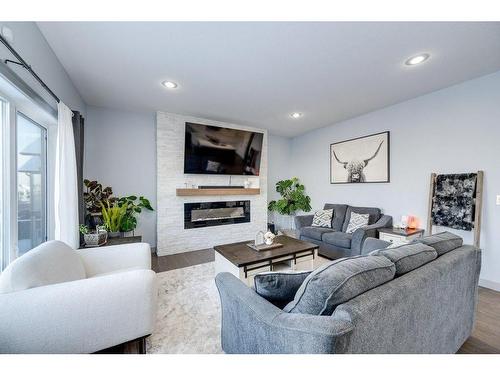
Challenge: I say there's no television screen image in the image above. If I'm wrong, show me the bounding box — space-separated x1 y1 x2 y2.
184 122 263 175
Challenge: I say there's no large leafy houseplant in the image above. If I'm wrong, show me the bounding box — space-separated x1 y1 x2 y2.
117 196 154 233
268 177 312 215
267 177 311 229
268 177 311 230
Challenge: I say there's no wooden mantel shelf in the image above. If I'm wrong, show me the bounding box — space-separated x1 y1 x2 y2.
176 188 260 196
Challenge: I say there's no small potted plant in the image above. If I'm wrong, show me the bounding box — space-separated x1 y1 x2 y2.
80 224 108 247
117 195 154 234
83 179 116 228
101 201 127 238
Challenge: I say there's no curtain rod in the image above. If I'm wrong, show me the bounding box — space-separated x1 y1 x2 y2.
0 33 61 103
0 61 58 119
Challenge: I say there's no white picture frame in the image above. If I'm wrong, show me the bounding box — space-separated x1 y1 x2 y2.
330 131 390 184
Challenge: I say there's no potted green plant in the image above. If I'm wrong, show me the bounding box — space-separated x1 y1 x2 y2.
268 177 312 232
117 195 154 233
101 201 127 237
83 179 116 227
79 224 108 247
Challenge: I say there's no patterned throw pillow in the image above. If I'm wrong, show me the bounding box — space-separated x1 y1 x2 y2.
311 209 333 228
345 212 369 233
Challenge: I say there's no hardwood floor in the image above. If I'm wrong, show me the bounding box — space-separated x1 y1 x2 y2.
152 250 500 354
458 287 500 353
151 248 214 272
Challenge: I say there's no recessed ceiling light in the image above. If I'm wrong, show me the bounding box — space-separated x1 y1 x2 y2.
290 112 303 119
162 81 178 89
405 54 430 66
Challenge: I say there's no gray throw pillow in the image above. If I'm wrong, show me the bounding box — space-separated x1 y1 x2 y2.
283 255 395 315
374 243 437 275
414 231 463 256
345 212 369 234
254 271 311 308
311 209 333 228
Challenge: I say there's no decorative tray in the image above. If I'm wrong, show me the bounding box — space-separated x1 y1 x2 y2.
246 242 283 252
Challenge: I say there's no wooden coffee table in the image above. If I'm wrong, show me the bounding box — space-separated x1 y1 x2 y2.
214 235 319 286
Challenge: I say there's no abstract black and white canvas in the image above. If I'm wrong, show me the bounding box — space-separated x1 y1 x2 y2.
431 173 477 231
330 131 390 184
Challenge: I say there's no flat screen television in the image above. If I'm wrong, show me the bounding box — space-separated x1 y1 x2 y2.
184 122 264 175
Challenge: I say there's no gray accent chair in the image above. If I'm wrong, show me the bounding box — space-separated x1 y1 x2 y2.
295 204 392 259
215 240 481 354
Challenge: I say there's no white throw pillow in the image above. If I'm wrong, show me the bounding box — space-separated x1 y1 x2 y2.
345 212 369 233
311 209 333 228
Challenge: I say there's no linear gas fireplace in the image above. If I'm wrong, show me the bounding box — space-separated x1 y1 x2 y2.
184 200 250 229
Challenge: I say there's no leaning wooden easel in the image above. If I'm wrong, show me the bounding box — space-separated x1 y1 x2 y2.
427 171 484 248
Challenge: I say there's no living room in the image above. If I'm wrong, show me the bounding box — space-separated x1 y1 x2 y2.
1 1 500 372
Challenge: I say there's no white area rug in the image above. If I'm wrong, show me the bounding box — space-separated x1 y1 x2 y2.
146 262 223 354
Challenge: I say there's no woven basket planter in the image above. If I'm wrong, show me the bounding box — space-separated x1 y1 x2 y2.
83 231 108 247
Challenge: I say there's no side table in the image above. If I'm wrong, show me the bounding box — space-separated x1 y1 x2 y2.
378 228 424 248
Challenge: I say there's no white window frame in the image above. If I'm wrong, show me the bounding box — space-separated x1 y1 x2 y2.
16 111 49 256
0 85 57 270
0 97 11 270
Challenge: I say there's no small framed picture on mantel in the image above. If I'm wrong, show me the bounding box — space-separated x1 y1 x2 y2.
330 131 390 184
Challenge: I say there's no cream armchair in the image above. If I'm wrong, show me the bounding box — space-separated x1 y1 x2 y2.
0 240 157 354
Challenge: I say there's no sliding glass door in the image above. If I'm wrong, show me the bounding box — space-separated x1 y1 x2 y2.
1 84 53 271
0 98 5 268
16 113 47 256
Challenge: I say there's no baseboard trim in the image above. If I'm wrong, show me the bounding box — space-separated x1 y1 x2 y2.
479 278 500 292
156 247 213 257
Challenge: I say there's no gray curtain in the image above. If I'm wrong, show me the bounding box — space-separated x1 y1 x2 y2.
72 111 85 227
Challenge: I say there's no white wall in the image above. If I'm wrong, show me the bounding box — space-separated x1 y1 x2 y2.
84 106 157 247
85 108 268 252
0 22 85 114
156 111 268 256
289 70 500 289
267 134 292 201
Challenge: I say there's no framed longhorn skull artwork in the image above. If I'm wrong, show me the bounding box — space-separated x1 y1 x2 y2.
330 131 390 184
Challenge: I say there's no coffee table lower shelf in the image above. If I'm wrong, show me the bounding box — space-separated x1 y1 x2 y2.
215 247 318 287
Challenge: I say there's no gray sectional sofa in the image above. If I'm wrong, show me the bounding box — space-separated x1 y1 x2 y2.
295 204 392 259
215 232 481 354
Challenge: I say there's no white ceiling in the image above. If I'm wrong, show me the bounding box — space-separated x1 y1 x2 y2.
37 22 500 137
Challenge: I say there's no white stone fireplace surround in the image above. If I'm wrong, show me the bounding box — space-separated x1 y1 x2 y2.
156 111 268 256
